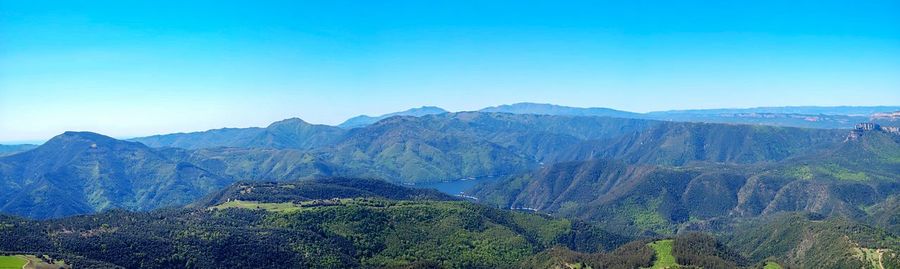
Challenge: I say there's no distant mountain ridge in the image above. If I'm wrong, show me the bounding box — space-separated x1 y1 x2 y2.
338 103 900 129
337 106 448 129
480 102 641 118
0 144 38 157
649 106 900 116
131 117 345 150
126 104 900 151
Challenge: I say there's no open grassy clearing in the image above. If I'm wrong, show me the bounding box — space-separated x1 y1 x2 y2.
853 247 886 269
763 261 783 269
1 255 68 269
210 198 398 213
647 239 679 269
0 256 26 269
210 200 303 213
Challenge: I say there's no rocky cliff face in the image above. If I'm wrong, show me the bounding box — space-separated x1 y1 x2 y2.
846 122 900 141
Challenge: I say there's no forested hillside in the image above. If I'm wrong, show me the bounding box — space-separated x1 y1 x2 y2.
0 178 630 268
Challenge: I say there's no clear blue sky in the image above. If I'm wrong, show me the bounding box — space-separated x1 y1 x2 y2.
1 0 899 143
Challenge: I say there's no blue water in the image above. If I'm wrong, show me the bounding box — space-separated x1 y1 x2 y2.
406 177 497 196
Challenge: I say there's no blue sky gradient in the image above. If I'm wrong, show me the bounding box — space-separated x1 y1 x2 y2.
1 0 899 142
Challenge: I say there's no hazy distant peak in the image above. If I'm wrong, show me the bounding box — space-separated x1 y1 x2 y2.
52 131 123 145
266 117 312 128
397 106 448 116
338 106 448 129
480 102 639 118
648 106 900 116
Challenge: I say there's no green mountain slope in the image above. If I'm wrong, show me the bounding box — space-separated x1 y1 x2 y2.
475 131 899 235
724 213 900 269
0 132 229 219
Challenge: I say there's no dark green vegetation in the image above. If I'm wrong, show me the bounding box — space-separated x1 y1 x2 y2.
518 242 655 269
520 233 754 269
0 178 630 268
724 213 900 269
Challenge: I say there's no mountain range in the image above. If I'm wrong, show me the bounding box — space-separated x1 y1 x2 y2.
2 111 891 220
1 103 899 268
124 103 900 151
